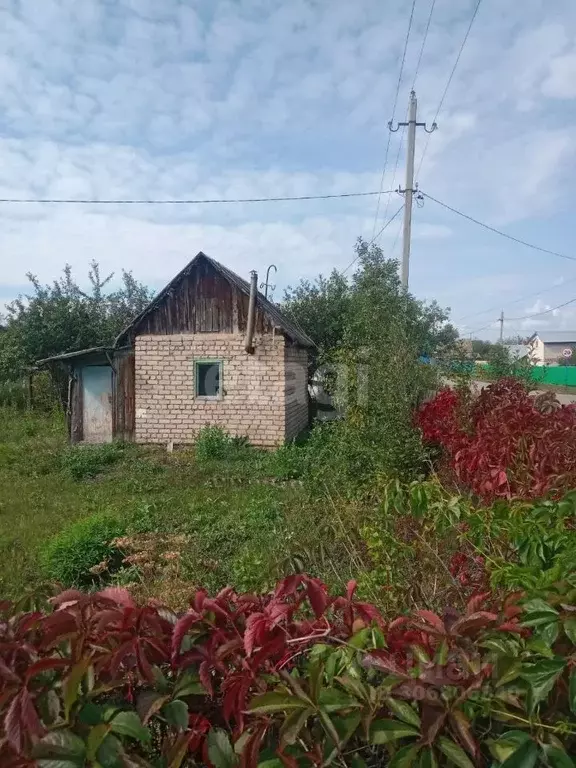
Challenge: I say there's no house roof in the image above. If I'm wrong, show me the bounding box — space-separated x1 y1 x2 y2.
533 331 576 344
505 344 530 359
36 346 111 365
115 251 315 348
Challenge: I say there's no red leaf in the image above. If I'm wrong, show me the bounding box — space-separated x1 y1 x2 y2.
274 574 303 599
466 592 491 616
346 580 358 600
25 658 69 682
364 650 408 677
171 610 201 663
496 621 525 635
415 610 446 634
243 613 268 657
5 693 24 753
98 587 135 608
49 589 83 608
0 658 20 684
305 578 328 619
450 612 498 637
355 602 384 628
239 723 267 767
199 660 213 698
276 751 299 768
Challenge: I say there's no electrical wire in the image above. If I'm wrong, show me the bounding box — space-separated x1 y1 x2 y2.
344 204 404 275
507 297 576 322
381 0 436 229
468 319 498 336
371 0 418 239
456 275 576 323
416 0 484 180
0 190 394 205
422 191 576 263
411 0 437 91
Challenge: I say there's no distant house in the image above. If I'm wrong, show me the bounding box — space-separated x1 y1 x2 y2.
37 252 314 447
504 344 530 360
528 332 576 365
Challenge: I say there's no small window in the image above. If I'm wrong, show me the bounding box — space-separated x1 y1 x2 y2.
195 360 222 398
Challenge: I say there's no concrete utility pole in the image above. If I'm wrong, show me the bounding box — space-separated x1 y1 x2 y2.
390 91 436 289
499 310 504 343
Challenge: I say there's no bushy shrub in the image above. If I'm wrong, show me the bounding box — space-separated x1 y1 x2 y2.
417 378 576 501
1 575 575 767
195 425 240 461
61 442 126 480
264 442 307 480
40 511 127 586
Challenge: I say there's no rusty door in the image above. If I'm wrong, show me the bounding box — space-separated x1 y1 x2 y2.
82 366 113 443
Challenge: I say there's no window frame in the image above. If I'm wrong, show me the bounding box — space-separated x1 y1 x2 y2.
194 359 223 400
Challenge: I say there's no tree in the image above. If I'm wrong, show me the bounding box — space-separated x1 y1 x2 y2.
282 270 349 363
0 262 153 381
471 339 493 359
282 241 458 363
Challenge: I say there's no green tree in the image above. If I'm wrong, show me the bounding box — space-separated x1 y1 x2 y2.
0 262 153 381
282 270 350 362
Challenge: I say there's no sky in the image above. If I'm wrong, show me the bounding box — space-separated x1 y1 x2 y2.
0 0 576 341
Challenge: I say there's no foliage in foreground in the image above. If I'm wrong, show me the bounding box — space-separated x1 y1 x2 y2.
417 378 576 501
2 575 576 767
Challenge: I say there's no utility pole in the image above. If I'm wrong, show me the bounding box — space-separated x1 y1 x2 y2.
389 91 436 289
498 310 504 343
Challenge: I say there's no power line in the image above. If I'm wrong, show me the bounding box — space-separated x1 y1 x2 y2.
371 0 418 239
422 191 576 263
416 0 483 180
508 297 576 322
468 320 498 336
0 190 394 206
381 0 436 230
411 0 437 90
456 275 576 323
344 204 404 275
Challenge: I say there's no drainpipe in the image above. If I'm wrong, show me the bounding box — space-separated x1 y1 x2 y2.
244 270 258 353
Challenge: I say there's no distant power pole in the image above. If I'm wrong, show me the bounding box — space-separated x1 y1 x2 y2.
499 310 504 343
390 91 437 290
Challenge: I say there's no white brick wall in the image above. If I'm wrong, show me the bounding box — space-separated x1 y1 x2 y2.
135 333 294 447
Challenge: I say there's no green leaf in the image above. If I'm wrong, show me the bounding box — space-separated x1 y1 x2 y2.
569 668 576 716
522 612 560 628
109 710 151 744
86 724 111 761
63 657 92 720
350 757 368 768
309 658 324 703
248 692 311 714
174 669 205 697
96 734 123 768
535 619 559 646
525 638 555 659
489 731 531 762
318 687 361 712
499 740 539 768
207 728 237 768
388 744 421 767
522 598 559 616
437 737 475 768
279 706 313 747
33 730 86 768
369 719 420 744
78 701 103 726
521 659 566 712
162 700 189 730
418 748 438 768
541 745 575 768
386 698 421 728
564 617 576 645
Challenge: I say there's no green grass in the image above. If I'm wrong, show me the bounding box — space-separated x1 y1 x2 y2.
0 408 308 598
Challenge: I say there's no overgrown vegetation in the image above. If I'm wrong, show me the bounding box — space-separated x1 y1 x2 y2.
1 575 576 767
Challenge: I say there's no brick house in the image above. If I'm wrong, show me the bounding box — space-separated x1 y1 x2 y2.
38 253 314 447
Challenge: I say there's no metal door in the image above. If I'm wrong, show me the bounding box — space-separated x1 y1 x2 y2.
82 366 113 443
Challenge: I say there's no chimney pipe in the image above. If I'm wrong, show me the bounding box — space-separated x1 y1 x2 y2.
244 270 258 353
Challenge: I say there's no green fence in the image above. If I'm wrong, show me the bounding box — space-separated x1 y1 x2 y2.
476 364 576 388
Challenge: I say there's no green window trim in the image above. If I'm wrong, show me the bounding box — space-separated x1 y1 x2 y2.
194 359 223 399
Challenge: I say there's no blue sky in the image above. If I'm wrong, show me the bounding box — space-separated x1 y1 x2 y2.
1 0 576 340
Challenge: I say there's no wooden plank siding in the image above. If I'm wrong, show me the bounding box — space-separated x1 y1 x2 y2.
123 259 273 342
112 350 135 442
70 369 83 444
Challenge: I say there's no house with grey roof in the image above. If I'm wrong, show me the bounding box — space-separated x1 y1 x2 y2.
528 331 576 365
37 252 314 447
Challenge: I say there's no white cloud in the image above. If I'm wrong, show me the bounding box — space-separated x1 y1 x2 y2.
0 0 576 333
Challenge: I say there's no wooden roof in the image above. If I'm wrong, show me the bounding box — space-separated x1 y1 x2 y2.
115 252 315 348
